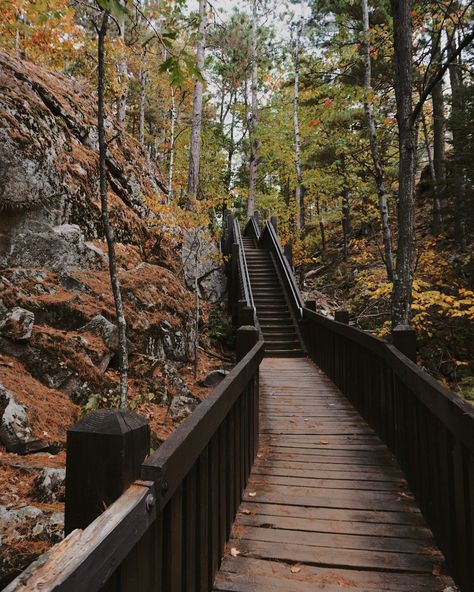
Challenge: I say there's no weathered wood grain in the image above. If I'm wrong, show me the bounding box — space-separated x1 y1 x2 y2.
214 356 455 591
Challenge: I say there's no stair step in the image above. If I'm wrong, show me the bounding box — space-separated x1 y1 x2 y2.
251 281 281 286
254 299 287 304
258 312 292 318
266 350 306 358
262 333 298 340
265 344 302 351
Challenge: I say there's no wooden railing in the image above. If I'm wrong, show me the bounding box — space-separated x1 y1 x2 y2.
5 223 264 592
254 220 305 319
301 308 474 591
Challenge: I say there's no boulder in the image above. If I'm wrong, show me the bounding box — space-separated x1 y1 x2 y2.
199 369 229 387
0 383 46 453
0 307 34 341
161 363 200 418
146 319 196 363
181 228 227 303
0 504 63 585
33 468 66 503
3 222 108 272
79 314 119 351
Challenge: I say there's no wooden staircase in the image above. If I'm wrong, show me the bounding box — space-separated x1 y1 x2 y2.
242 236 304 357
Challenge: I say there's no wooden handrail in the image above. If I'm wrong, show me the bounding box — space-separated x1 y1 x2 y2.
142 339 265 507
258 220 305 319
244 216 260 241
301 306 474 591
232 218 256 321
5 338 265 592
3 482 156 592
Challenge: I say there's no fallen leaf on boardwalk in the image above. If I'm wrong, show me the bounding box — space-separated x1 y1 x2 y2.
320 439 329 445
230 547 240 557
290 565 302 573
241 509 251 515
432 564 441 576
248 491 257 497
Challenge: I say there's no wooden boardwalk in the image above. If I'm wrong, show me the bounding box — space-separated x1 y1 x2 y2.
213 357 455 591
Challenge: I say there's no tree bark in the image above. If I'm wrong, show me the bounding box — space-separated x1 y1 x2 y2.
186 0 207 210
138 48 147 149
361 0 394 280
247 0 258 219
447 35 467 249
431 27 446 232
226 94 236 192
98 12 128 408
316 197 326 253
421 109 442 234
117 13 128 127
293 19 304 232
167 86 177 201
390 0 417 328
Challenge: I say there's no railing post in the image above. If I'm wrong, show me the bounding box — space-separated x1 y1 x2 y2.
230 242 239 320
335 309 350 324
392 324 417 363
270 215 278 234
238 300 254 326
65 409 149 534
236 325 259 362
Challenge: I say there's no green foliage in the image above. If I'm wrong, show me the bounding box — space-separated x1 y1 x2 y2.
204 308 236 350
83 390 157 413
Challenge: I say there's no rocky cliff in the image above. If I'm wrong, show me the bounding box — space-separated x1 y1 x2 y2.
0 52 228 585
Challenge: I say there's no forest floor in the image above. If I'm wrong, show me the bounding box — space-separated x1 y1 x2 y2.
0 317 234 586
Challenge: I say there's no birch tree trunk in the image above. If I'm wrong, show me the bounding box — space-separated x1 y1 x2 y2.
98 11 128 408
390 0 417 328
361 0 394 281
247 0 258 219
226 96 236 192
186 0 207 210
138 48 147 149
117 14 128 127
293 19 304 232
168 86 177 201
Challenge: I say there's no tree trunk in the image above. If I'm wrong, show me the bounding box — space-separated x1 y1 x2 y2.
316 197 326 253
138 48 147 149
168 86 176 201
194 232 201 379
293 19 304 232
117 14 128 127
390 0 417 328
98 12 128 408
186 0 207 210
447 35 467 249
247 0 258 219
421 110 442 234
341 186 351 259
431 27 446 231
361 0 394 281
226 93 236 192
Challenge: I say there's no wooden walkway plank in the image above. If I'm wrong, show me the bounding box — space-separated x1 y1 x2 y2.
215 556 453 591
213 357 456 591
